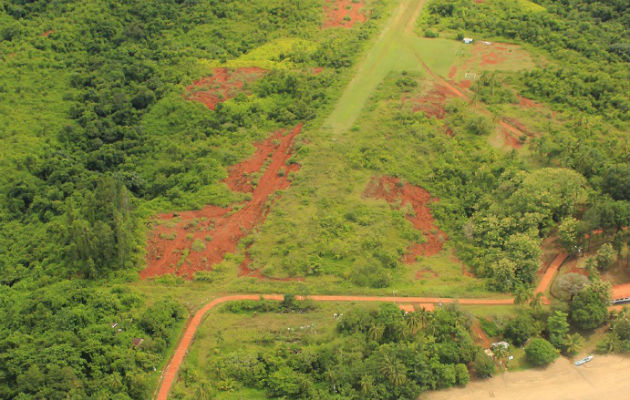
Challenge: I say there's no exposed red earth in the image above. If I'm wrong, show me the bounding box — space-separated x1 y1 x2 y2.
471 318 492 348
448 66 457 79
41 30 55 37
323 0 367 28
155 293 515 400
612 284 630 300
141 124 303 280
501 128 522 149
404 82 457 119
184 67 266 110
535 252 568 304
364 176 448 261
518 95 542 109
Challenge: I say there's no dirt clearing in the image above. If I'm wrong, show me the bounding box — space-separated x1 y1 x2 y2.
141 124 302 280
323 0 367 28
185 67 265 110
421 355 630 400
364 176 447 261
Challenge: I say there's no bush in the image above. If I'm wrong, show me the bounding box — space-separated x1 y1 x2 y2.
473 351 495 378
503 312 535 346
525 338 558 366
424 29 438 38
455 363 470 385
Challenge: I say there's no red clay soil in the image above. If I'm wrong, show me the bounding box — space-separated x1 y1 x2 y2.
612 284 630 300
518 95 542 109
456 79 473 90
501 127 522 149
185 67 266 110
141 124 303 280
471 318 492 348
323 0 367 29
535 251 568 297
448 66 457 79
405 83 457 119
364 176 448 261
503 117 534 137
41 30 54 37
156 294 512 400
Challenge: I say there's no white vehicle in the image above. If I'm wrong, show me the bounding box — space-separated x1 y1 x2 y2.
574 355 593 366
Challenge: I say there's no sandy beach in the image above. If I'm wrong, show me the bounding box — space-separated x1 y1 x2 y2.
421 355 630 400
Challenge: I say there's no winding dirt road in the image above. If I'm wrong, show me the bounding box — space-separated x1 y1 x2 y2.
155 293 514 399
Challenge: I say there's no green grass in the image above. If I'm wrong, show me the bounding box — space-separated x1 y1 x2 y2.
405 37 465 76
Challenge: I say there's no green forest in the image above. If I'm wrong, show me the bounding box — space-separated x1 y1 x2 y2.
0 0 628 398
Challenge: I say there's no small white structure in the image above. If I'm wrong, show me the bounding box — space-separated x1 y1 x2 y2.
463 37 474 44
491 341 509 349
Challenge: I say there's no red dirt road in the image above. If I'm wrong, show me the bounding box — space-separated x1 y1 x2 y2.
155 293 514 399
535 252 568 303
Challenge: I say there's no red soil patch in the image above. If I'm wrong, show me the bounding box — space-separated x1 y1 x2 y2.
448 65 457 79
415 268 439 280
185 67 266 110
475 0 485 3
518 95 541 109
471 318 492 348
141 124 303 280
501 127 523 149
404 83 456 119
612 283 630 300
312 67 324 75
364 176 447 261
502 117 534 137
41 30 54 37
457 79 473 90
323 0 367 29
535 252 568 296
480 51 505 66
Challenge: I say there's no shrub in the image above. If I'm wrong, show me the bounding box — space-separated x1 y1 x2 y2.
473 350 495 378
503 312 535 346
525 338 558 366
424 29 438 38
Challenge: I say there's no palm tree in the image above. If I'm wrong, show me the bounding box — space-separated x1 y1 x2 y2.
406 311 422 336
368 323 384 343
379 353 407 387
360 374 374 396
564 333 584 356
419 308 429 328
